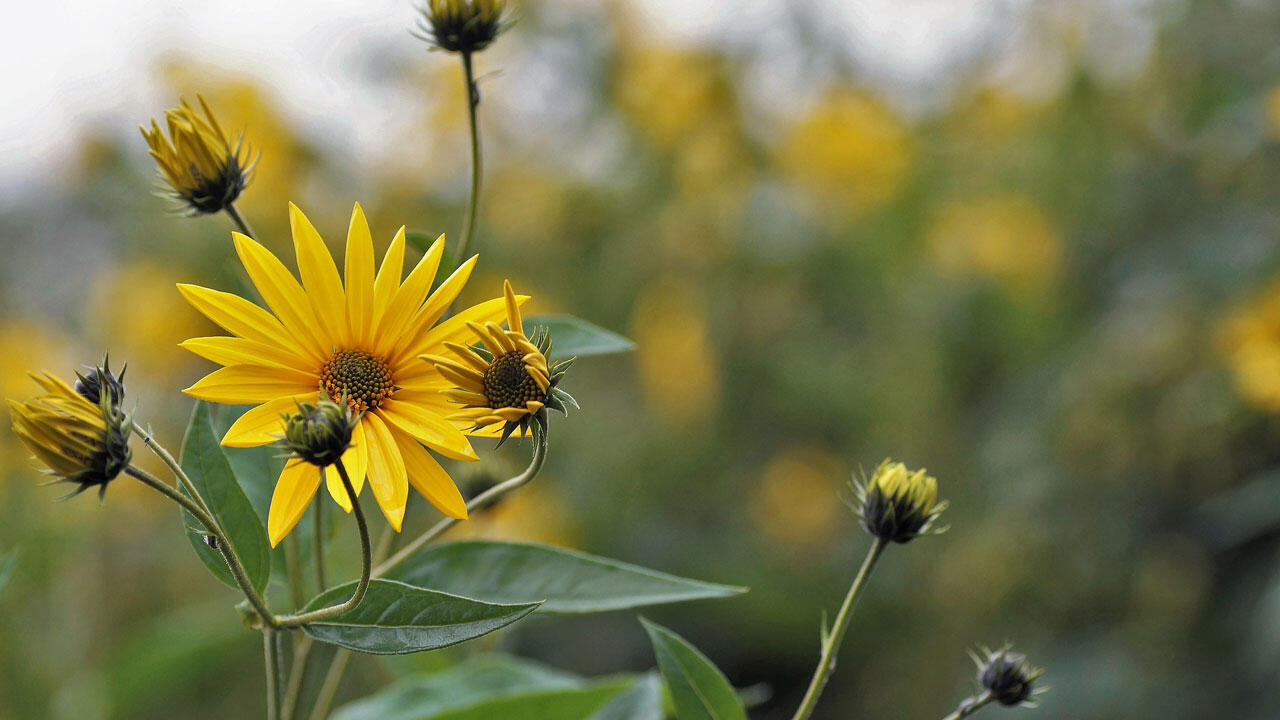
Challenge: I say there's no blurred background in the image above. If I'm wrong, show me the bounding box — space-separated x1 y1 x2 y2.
2 0 1279 717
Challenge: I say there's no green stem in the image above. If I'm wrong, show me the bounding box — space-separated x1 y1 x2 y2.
306 646 352 720
789 538 887 720
307 436 550 716
125 465 279 629
276 460 370 628
313 495 327 594
280 635 314 720
454 49 482 269
225 202 256 239
941 691 994 720
375 430 547 576
131 424 210 516
265 628 281 720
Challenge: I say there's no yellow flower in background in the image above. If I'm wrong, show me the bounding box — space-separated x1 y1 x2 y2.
178 202 517 545
617 46 734 151
141 95 255 214
753 447 844 557
1221 277 1280 411
929 196 1062 290
631 278 719 426
777 91 913 214
9 372 132 499
428 280 576 443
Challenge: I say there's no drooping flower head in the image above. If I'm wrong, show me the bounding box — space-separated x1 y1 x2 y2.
9 370 133 499
426 280 576 445
851 459 947 544
141 95 256 214
74 355 126 408
178 202 523 545
415 0 510 54
281 394 359 469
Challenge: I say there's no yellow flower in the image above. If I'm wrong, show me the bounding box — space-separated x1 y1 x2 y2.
9 371 132 499
141 95 255 214
929 196 1061 290
426 280 576 444
416 0 509 54
853 459 947 544
178 202 522 545
1221 277 1280 411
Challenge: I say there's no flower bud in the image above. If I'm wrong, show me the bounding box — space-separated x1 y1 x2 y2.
852 459 947 543
9 371 133 499
280 397 358 468
415 0 510 54
74 356 126 409
140 95 255 215
972 646 1045 707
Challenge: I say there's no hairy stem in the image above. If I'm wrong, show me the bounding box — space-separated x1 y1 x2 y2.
790 538 887 720
941 691 995 720
224 202 256 239
126 465 278 628
131 424 210 516
276 460 370 628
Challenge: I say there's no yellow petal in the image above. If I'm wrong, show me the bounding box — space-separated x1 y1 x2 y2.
361 412 408 531
503 279 523 335
221 393 317 447
378 400 478 462
372 227 407 331
394 296 528 381
290 202 349 348
374 234 444 357
394 432 467 519
443 341 491 372
386 254 477 366
177 284 296 349
232 232 327 361
325 421 367 513
345 203 376 345
183 365 318 404
179 336 314 373
268 460 323 547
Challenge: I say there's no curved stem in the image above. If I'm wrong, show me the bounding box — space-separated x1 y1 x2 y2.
375 431 547 576
264 628 281 720
125 465 279 628
276 459 370 628
454 49 482 271
224 202 256 239
941 691 994 720
313 495 327 594
790 538 887 720
131 424 210 516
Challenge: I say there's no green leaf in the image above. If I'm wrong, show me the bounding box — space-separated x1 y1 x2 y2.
180 401 272 594
384 540 745 613
209 404 282 518
587 674 664 720
300 579 540 655
523 315 635 357
333 655 634 720
0 549 18 597
641 618 747 720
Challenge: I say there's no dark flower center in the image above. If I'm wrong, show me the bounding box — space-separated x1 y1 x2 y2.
482 351 543 408
320 350 395 412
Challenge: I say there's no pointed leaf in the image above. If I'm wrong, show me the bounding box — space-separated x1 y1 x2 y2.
384 540 745 613
641 618 746 720
523 314 634 357
300 579 540 654
180 401 271 594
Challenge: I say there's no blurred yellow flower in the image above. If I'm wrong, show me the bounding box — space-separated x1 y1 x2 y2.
929 196 1062 290
1221 277 1280 411
141 95 254 215
631 278 719 426
752 446 844 557
456 481 579 547
178 202 517 544
617 46 734 151
777 91 913 215
484 166 568 248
